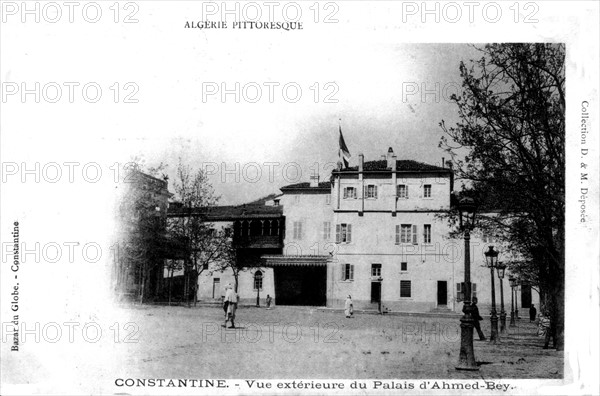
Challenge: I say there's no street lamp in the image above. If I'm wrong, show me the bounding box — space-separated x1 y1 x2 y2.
496 262 507 334
484 246 499 343
455 197 479 371
255 270 263 307
509 276 517 327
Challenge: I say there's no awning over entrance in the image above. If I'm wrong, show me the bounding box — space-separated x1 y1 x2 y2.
262 255 329 267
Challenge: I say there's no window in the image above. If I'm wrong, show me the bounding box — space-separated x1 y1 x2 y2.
203 261 209 270
253 270 263 290
365 184 378 199
400 280 412 298
482 232 495 243
273 199 280 206
456 282 477 302
323 221 331 240
371 263 382 277
397 184 408 199
341 263 354 281
343 187 357 199
335 223 352 243
423 224 432 244
423 184 432 198
400 262 408 272
325 194 331 205
396 224 418 244
293 221 303 240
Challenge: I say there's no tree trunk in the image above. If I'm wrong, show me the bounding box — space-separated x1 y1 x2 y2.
168 268 173 306
549 263 565 350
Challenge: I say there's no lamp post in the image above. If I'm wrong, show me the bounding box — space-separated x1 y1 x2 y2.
484 246 499 343
455 197 479 371
496 262 507 334
515 279 521 320
255 270 263 307
509 276 516 327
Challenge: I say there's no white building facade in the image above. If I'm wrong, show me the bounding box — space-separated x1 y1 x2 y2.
187 147 538 314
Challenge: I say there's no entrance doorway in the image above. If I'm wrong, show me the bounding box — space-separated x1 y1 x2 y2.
212 278 220 299
437 281 447 305
371 281 381 303
273 266 326 306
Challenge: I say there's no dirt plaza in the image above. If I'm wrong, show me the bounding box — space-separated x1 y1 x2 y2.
117 304 563 380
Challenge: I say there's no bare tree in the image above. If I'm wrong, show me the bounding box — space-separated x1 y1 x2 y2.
169 160 232 306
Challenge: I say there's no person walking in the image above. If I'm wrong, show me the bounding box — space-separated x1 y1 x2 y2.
472 297 486 341
266 294 272 310
540 310 555 349
529 303 537 322
223 284 238 329
344 295 354 318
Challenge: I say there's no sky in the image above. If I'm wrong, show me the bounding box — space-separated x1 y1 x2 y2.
126 42 482 205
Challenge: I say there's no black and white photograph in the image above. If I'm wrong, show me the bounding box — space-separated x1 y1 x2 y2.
0 2 598 395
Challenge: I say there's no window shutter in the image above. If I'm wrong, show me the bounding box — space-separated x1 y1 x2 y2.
374 185 378 199
347 224 352 242
412 225 418 244
364 185 367 198
298 222 303 239
472 283 477 299
341 264 346 280
395 225 400 244
335 224 341 243
350 264 354 280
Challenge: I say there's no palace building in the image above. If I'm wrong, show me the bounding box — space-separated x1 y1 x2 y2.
190 147 539 313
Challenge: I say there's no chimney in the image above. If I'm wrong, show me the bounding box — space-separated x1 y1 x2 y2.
442 157 445 168
386 147 395 169
309 172 320 188
359 153 364 172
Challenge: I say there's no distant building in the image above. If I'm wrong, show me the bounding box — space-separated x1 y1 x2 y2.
113 171 186 302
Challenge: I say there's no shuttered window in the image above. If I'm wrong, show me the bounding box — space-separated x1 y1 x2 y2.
341 263 354 281
365 184 378 199
343 187 357 199
336 223 352 243
397 185 408 199
323 222 331 240
423 224 432 244
293 221 303 240
423 184 432 198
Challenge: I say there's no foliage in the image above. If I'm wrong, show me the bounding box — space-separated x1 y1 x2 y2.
440 43 565 349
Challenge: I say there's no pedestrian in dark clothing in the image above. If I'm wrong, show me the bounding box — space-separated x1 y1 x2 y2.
472 297 486 341
529 304 537 322
541 310 556 349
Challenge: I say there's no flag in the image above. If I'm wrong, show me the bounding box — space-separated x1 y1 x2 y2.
339 125 351 168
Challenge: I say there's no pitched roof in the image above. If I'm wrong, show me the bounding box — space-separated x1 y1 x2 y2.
167 202 283 221
279 181 332 191
337 159 450 173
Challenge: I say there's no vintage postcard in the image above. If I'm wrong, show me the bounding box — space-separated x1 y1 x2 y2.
1 1 598 395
